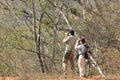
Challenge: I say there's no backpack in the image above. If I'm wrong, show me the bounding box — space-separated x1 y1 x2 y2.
75 44 89 60
83 44 89 59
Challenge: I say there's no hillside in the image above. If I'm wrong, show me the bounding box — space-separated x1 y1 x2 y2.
0 0 120 78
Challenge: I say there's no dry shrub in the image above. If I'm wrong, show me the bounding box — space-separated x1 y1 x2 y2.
98 48 120 75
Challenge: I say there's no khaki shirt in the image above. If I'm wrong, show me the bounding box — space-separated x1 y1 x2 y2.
65 35 77 52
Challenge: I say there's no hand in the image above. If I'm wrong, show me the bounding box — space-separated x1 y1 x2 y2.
76 39 80 43
76 39 79 42
65 32 69 37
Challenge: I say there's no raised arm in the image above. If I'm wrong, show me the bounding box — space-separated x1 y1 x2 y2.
62 32 70 44
62 36 69 44
75 40 81 49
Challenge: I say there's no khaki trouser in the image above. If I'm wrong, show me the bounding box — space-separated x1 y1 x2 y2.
78 54 86 77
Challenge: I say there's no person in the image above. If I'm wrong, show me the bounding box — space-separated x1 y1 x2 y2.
75 38 89 77
62 29 77 75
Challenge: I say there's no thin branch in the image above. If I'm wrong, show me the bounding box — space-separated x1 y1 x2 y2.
48 0 72 29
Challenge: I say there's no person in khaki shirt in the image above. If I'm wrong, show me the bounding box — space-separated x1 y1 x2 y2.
62 30 77 75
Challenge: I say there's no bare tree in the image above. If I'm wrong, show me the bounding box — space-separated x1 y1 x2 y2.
32 0 45 73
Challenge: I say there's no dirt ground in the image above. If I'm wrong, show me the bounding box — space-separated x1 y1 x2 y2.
0 76 120 80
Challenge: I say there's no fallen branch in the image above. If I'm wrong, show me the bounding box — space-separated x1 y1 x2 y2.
89 53 105 77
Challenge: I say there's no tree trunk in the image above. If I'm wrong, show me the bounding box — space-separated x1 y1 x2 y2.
32 0 45 73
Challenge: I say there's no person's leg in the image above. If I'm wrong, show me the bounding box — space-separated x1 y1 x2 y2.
70 53 75 74
78 55 86 77
62 57 68 75
78 56 81 77
70 59 74 73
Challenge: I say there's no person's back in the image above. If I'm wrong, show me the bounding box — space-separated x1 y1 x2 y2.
65 35 76 53
62 30 77 75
